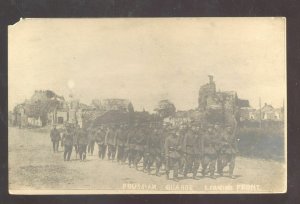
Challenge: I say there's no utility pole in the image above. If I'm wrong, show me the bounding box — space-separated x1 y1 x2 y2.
259 97 262 128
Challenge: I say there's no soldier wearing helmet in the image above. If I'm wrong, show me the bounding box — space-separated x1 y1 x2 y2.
201 125 219 179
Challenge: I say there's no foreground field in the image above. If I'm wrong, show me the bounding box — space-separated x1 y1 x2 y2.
9 127 286 194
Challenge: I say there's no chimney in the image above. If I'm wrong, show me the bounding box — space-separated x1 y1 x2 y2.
208 75 214 84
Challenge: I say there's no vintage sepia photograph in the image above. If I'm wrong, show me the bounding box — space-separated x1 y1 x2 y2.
8 18 286 194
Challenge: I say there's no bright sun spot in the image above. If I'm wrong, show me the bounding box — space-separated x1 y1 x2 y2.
67 80 75 89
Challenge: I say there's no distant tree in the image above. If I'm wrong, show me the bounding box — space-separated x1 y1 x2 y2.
24 99 60 126
127 102 134 113
91 99 102 109
154 100 176 118
18 90 63 126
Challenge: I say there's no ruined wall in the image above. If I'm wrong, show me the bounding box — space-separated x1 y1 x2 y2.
198 76 216 111
198 76 242 125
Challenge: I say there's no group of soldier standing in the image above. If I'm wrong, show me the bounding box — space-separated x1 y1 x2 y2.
50 120 238 182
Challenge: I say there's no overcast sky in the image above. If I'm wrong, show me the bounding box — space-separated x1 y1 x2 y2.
8 18 286 112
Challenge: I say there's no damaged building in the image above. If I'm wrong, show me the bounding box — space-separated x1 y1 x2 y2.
197 75 250 125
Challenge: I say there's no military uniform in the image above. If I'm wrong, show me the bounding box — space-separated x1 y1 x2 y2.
95 127 107 159
178 127 187 174
50 127 60 152
134 127 146 169
63 130 73 161
217 128 237 178
87 128 96 155
201 129 219 178
160 126 170 169
77 128 88 160
106 128 117 160
60 131 65 147
116 126 128 163
164 131 181 181
73 126 79 158
143 129 163 175
126 127 137 167
182 128 202 178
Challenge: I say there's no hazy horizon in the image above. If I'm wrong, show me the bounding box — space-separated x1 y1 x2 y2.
8 18 286 112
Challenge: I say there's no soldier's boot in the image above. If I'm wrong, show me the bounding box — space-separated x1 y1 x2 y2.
192 171 199 180
229 174 236 179
179 167 184 175
128 161 132 168
112 152 116 161
209 172 216 179
201 161 208 177
209 160 217 179
217 161 225 176
201 168 207 177
63 151 66 161
155 168 161 176
229 168 236 179
66 150 71 161
193 176 199 180
173 169 179 182
142 161 147 172
228 158 236 179
166 172 170 180
173 175 179 182
182 166 187 178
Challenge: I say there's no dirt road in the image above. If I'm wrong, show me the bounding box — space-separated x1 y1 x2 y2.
8 127 286 194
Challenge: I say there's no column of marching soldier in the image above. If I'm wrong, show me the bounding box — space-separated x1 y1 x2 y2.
50 121 238 182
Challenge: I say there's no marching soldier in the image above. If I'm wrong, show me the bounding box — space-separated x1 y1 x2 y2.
143 126 163 176
182 123 202 179
60 128 65 148
134 123 147 170
106 126 117 161
63 126 73 161
194 125 204 177
121 124 131 164
50 125 60 153
165 128 181 182
73 124 80 159
214 124 224 175
95 126 107 159
201 126 219 179
178 123 187 175
77 127 88 161
116 124 128 163
143 126 153 174
217 123 238 179
160 123 171 170
87 127 96 156
126 124 137 168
